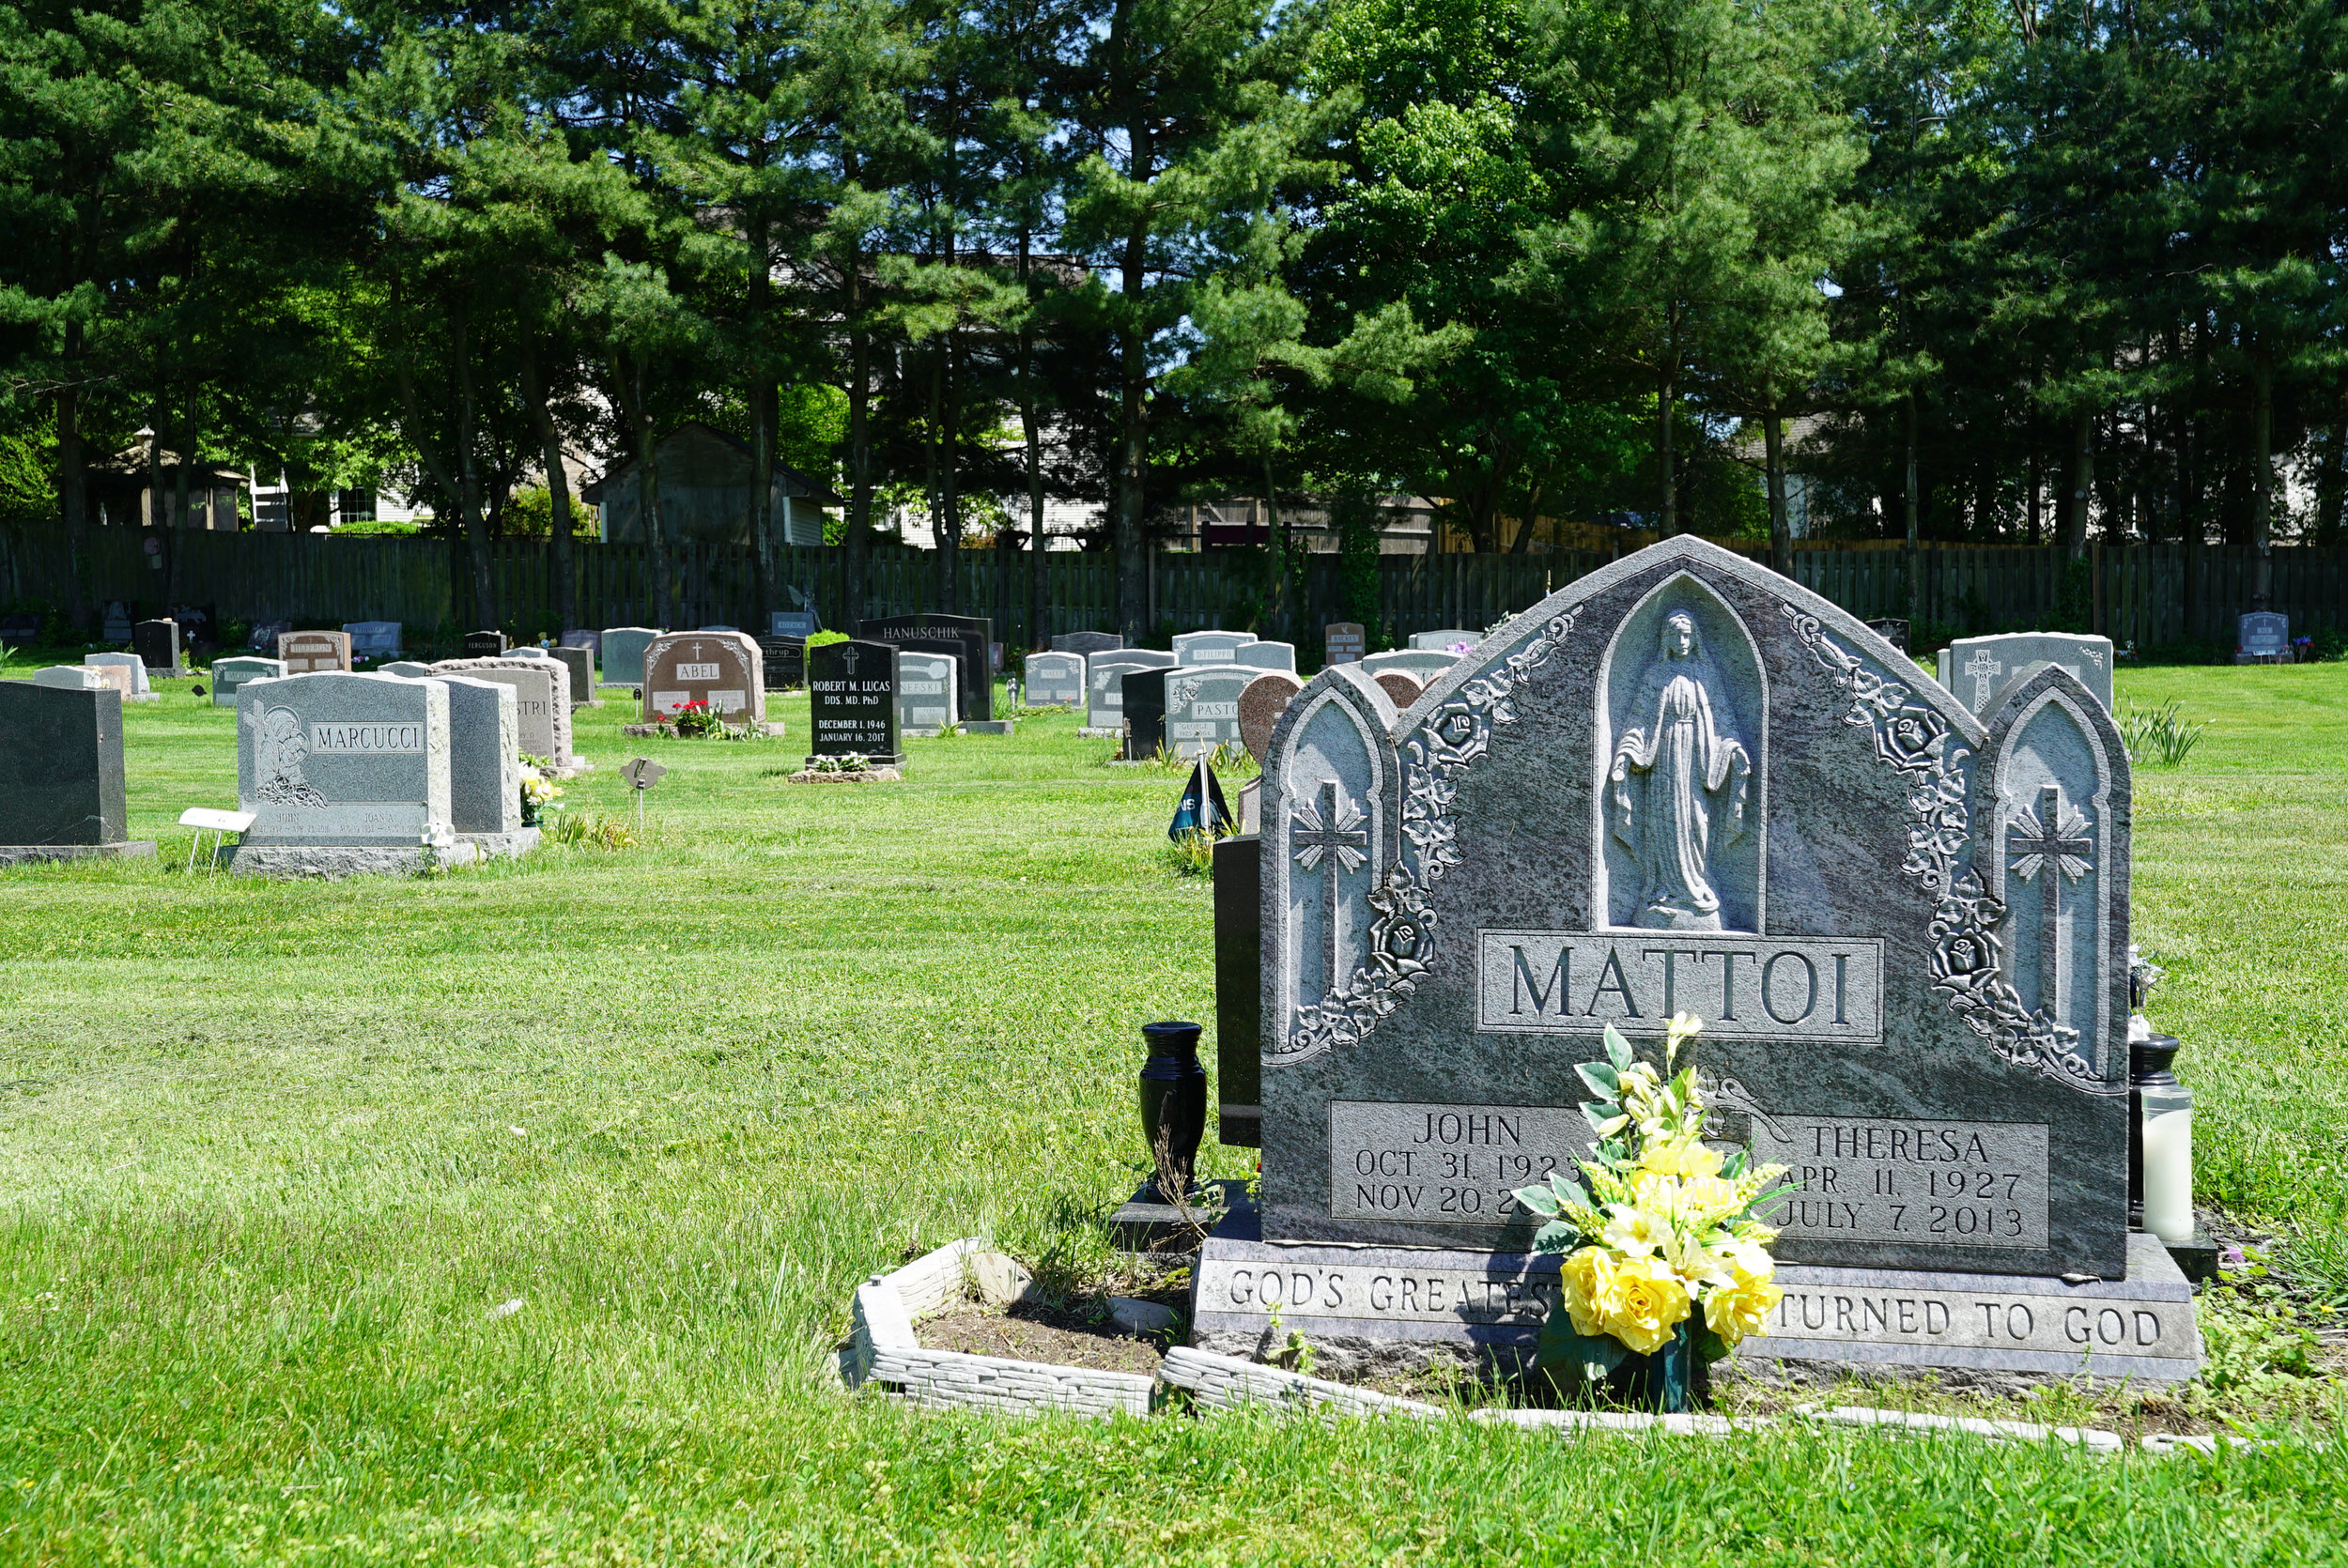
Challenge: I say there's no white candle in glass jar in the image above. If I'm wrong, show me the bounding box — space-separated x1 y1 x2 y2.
2141 1104 2195 1242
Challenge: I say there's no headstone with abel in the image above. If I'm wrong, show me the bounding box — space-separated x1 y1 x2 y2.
1053 630 1122 656
1324 623 1367 666
85 653 157 702
757 635 806 691
601 627 661 687
278 630 352 675
2234 611 2290 665
431 656 580 773
423 673 530 856
0 681 155 863
1084 650 1177 737
857 614 994 723
897 651 961 736
1936 633 2113 717
1165 666 1259 759
211 656 286 707
1173 630 1258 667
1121 669 1171 761
1361 648 1460 684
807 639 902 766
133 619 186 677
548 644 597 707
344 622 403 662
224 671 471 876
1023 651 1087 707
641 630 770 730
463 629 510 659
1194 532 2199 1384
1408 628 1481 654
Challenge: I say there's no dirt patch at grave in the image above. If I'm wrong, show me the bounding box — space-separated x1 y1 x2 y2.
919 1299 1173 1376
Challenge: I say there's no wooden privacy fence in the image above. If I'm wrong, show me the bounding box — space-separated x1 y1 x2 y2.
1 524 2339 653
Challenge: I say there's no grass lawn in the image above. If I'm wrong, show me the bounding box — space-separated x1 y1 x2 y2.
0 660 2343 1564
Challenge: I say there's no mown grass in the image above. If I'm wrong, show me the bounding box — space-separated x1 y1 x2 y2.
0 665 2343 1564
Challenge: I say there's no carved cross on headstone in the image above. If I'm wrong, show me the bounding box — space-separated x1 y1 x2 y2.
1290 780 1368 997
1965 651 2003 708
842 643 860 675
2007 783 2093 1019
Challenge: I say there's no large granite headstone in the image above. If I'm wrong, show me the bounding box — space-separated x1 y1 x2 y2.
1937 633 2113 716
857 614 993 723
1023 651 1086 707
431 656 578 769
212 656 286 707
1232 640 1299 673
133 619 185 677
600 627 662 686
85 652 156 701
1195 535 2195 1383
897 651 961 736
641 631 765 726
1121 669 1171 760
2235 612 2290 665
391 671 530 855
0 683 154 862
278 630 352 675
1053 631 1121 656
1173 630 1257 667
1165 666 1257 758
1408 628 1480 653
1084 650 1176 736
226 671 467 876
1324 623 1367 666
757 635 806 691
808 639 902 765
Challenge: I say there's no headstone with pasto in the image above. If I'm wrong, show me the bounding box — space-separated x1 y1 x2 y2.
1164 666 1258 759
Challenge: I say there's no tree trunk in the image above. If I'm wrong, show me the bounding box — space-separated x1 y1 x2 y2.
940 332 963 612
1112 0 1152 641
2065 407 2093 560
1764 407 1791 575
2250 353 2275 611
517 342 577 633
1019 322 1046 648
454 309 496 630
176 375 196 535
2318 417 2346 547
747 203 777 630
2027 436 2042 545
630 357 672 629
847 311 872 627
1905 392 1921 618
55 321 89 629
1656 364 1677 537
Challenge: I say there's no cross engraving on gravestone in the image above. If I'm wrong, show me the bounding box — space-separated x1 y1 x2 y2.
1964 651 2002 711
1290 780 1369 1005
2007 784 2093 1021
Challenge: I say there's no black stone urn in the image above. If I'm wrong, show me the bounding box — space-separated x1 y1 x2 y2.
1138 1021 1208 1201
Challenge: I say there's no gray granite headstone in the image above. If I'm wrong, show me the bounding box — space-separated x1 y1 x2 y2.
380 661 433 679
2235 611 2290 663
1165 666 1258 758
1173 630 1258 667
86 652 153 696
432 656 574 765
1085 650 1176 734
1361 649 1460 683
1052 631 1122 656
896 651 961 735
0 682 153 860
1408 628 1480 653
600 627 662 685
1023 651 1086 706
1232 641 1298 673
426 673 526 848
1935 633 2113 716
32 666 105 691
548 645 594 704
212 656 286 707
228 672 461 875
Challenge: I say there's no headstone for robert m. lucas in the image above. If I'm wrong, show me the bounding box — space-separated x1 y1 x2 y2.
807 639 902 765
1173 630 1257 667
1165 666 1258 758
641 630 765 726
212 656 286 707
0 682 155 862
424 673 530 855
1408 627 1480 653
757 635 806 691
345 622 403 661
432 656 577 769
463 630 510 659
1085 650 1176 735
857 614 993 722
1936 632 2113 716
278 630 352 674
1239 672 1305 764
2235 611 2290 664
85 652 156 700
225 671 466 876
133 619 185 677
1194 533 2197 1384
601 627 661 686
897 650 961 735
1120 669 1170 760
1053 630 1121 656
1023 651 1086 706
1324 623 1367 665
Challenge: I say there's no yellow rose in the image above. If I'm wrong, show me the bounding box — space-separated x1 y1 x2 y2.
1598 1253 1691 1355
1559 1246 1615 1339
1704 1273 1784 1345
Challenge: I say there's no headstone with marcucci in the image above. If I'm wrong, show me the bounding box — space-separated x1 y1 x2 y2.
0 682 154 862
1120 668 1171 761
1408 627 1481 653
1194 534 2197 1384
133 619 185 676
1323 623 1367 666
896 650 961 736
857 614 993 723
431 656 575 767
85 652 155 698
225 671 465 876
1023 651 1087 706
1172 630 1258 667
1165 666 1259 759
807 639 902 766
463 630 510 659
2235 612 2290 664
212 656 286 707
1239 672 1305 765
1231 640 1299 673
641 630 765 726
600 627 662 686
1935 633 2114 716
344 622 403 661
278 630 353 674
1085 650 1177 735
757 635 806 691
1052 630 1122 656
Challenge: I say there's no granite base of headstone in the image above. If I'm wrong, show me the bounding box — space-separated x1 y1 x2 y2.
0 683 156 862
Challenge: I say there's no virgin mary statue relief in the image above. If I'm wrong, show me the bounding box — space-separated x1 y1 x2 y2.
1609 608 1753 930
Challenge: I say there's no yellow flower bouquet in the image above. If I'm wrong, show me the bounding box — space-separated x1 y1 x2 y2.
1509 1014 1788 1407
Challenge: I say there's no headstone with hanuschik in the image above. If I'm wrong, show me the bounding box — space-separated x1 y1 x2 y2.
133 619 186 677
1052 630 1122 656
807 639 902 766
1193 533 2199 1385
1936 633 2113 716
896 650 961 736
2234 611 2290 665
1323 623 1367 666
0 681 156 863
1164 666 1257 758
1023 651 1086 706
600 627 661 686
857 614 993 723
1083 650 1176 737
278 630 352 675
756 635 806 691
641 631 767 729
224 671 469 876
432 656 581 773
1172 630 1257 667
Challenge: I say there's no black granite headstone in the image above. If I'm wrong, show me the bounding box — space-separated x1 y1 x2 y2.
132 619 182 675
857 614 992 722
1214 834 1262 1147
807 639 903 765
758 635 807 691
463 630 510 659
0 683 131 849
0 614 40 647
1121 668 1170 761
